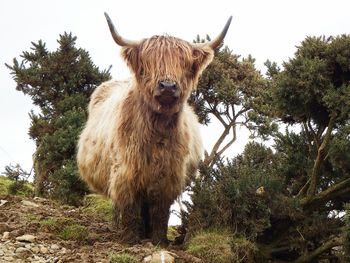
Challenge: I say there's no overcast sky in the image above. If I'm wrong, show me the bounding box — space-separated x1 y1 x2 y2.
1 0 350 174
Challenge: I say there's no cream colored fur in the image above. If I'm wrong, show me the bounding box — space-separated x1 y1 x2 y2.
77 78 203 209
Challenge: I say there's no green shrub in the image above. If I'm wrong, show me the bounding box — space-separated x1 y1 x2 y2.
0 176 12 195
0 175 34 196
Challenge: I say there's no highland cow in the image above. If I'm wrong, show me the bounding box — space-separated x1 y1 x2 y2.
77 12 232 245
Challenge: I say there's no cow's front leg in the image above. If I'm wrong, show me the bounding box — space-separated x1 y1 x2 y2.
148 197 172 246
117 201 143 244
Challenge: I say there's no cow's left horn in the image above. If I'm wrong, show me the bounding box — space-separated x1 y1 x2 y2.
207 16 233 50
104 12 139 47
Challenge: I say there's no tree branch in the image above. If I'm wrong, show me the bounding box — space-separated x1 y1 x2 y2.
301 177 350 208
204 124 232 166
293 237 342 263
307 114 337 196
307 120 320 149
210 105 228 127
216 124 237 157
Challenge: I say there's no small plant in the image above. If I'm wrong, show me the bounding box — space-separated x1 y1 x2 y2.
186 229 234 263
109 252 136 263
59 223 89 243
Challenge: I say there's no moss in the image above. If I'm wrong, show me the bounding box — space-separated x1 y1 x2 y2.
186 229 234 263
167 225 179 241
83 194 113 222
109 252 136 263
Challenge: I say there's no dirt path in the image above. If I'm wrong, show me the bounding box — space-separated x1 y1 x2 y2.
0 195 201 263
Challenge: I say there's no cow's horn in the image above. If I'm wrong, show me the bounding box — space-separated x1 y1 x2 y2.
104 12 139 47
207 16 232 49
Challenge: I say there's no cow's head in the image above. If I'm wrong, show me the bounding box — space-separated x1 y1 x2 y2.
105 13 232 115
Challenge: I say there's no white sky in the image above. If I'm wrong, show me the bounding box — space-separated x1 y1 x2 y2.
1 0 350 174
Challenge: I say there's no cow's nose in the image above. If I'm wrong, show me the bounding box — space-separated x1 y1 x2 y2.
158 81 177 94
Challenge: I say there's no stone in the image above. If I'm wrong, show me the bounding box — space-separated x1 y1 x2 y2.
142 251 175 263
3 256 15 262
33 197 47 203
15 247 29 253
40 246 49 254
31 246 40 253
2 231 10 240
50 244 60 250
21 200 40 208
0 199 8 207
16 234 36 243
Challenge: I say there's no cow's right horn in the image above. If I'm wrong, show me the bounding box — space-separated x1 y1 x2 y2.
207 16 233 50
104 12 139 47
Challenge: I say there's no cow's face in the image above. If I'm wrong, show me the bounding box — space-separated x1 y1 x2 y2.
121 36 214 115
104 13 232 115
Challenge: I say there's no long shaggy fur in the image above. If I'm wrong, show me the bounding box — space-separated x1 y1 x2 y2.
77 35 214 243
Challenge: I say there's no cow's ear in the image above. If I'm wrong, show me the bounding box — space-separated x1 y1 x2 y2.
121 46 141 76
192 46 214 77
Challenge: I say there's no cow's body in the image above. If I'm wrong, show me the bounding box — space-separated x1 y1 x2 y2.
78 79 202 206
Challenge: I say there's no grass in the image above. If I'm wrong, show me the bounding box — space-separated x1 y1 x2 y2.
83 194 114 222
109 252 136 263
27 215 95 243
59 223 90 242
186 229 234 263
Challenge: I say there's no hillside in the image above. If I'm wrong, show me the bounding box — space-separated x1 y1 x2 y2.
0 194 202 263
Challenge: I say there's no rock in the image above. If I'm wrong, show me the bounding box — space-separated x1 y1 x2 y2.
15 247 29 253
0 199 8 207
50 244 60 250
14 241 26 247
33 197 48 203
59 248 67 254
2 231 10 240
143 251 175 263
3 256 15 262
16 234 36 243
31 246 40 253
0 249 4 256
40 246 49 254
21 200 40 208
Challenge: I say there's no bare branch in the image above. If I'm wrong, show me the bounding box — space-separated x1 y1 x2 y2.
204 124 232 166
216 124 237 157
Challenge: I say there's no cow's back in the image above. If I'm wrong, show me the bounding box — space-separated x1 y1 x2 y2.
77 80 131 195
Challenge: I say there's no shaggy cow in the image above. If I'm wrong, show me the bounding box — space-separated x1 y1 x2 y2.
77 13 232 245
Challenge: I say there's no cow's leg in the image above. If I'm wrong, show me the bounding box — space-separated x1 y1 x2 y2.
117 201 143 244
141 201 151 239
148 197 172 246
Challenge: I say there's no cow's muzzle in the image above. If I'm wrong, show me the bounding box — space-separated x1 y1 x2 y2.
154 81 180 106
